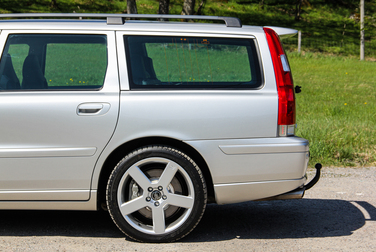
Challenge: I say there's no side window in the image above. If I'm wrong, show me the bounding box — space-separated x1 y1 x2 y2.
0 44 29 90
7 44 29 85
125 36 262 89
45 42 107 89
0 34 107 91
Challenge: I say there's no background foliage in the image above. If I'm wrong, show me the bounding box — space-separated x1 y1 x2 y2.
1 0 375 56
0 0 376 57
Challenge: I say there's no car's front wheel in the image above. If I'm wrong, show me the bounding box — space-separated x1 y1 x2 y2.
106 146 207 242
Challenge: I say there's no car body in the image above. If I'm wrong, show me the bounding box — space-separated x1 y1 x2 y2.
0 13 318 242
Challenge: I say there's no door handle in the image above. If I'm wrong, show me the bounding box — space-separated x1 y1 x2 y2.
77 103 111 116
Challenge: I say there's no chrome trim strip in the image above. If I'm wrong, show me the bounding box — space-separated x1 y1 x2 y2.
0 147 97 158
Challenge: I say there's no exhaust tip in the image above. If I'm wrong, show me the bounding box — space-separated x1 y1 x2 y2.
256 188 305 201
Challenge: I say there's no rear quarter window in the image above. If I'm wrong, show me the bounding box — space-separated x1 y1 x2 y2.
125 36 262 90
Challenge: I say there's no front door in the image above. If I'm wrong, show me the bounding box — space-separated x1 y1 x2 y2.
0 31 119 200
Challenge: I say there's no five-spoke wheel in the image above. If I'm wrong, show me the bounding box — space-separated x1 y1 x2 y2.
106 146 207 242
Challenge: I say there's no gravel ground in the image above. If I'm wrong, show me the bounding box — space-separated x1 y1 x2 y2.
0 167 375 251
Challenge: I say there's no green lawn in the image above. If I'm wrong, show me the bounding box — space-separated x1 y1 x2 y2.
8 42 107 88
145 42 252 83
289 53 376 167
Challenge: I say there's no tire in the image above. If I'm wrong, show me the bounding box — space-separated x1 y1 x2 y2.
106 146 207 242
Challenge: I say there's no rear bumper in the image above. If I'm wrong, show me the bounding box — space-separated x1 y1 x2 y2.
214 177 306 204
185 137 310 205
257 163 322 201
214 163 321 204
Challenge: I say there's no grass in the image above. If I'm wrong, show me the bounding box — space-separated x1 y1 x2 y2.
45 43 107 87
145 41 252 83
289 53 376 167
8 40 107 87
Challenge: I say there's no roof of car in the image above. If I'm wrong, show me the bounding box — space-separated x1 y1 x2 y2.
0 13 241 25
0 21 261 37
0 13 297 37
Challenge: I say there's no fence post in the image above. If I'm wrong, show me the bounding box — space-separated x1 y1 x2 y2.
360 0 365 60
298 31 301 53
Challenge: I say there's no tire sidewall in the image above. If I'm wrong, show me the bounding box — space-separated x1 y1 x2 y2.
106 146 207 243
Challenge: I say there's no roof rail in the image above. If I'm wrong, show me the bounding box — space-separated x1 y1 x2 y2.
0 13 242 28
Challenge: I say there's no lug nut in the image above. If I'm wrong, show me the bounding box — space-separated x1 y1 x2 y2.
158 186 163 191
148 187 153 192
154 202 160 207
146 197 151 202
162 195 167 200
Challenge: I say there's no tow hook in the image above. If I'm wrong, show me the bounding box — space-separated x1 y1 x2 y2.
256 163 322 201
304 163 322 190
295 85 302 93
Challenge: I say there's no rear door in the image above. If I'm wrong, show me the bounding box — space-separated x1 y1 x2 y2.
0 30 119 201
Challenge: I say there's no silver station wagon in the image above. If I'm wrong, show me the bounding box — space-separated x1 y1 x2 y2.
0 13 321 242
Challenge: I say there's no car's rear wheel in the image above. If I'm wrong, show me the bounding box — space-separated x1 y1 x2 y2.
106 146 207 242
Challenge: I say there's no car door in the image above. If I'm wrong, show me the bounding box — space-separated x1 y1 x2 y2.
0 30 119 201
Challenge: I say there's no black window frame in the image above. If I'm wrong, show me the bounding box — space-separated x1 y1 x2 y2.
0 33 108 92
124 35 263 90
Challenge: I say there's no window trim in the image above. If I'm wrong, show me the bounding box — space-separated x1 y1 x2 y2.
0 30 117 93
124 35 263 91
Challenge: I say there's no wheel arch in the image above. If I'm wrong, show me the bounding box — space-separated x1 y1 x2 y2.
96 137 215 210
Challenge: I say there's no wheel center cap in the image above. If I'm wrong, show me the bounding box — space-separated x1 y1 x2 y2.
151 190 162 201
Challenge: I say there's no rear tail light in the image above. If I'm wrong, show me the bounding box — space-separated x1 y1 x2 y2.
263 27 296 137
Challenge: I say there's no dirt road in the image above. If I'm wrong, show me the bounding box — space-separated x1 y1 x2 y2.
1 167 375 251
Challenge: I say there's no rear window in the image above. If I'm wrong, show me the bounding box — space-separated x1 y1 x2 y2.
125 36 262 89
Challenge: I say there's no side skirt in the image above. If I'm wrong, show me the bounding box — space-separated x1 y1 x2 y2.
0 191 98 210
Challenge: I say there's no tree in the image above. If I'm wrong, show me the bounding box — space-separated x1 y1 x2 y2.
195 0 206 15
159 0 170 15
51 0 58 8
295 0 303 21
260 0 265 10
181 0 195 15
180 0 206 16
295 0 310 21
127 0 137 14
